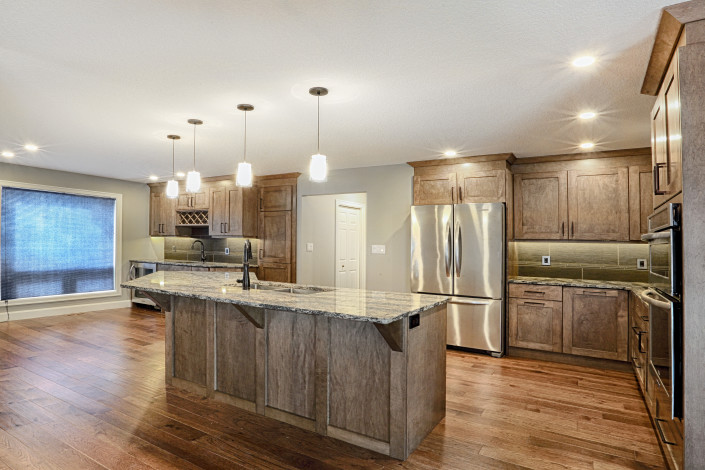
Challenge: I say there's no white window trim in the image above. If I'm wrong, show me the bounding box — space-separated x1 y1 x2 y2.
0 179 123 306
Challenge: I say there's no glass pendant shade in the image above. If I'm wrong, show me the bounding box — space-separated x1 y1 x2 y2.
166 179 179 198
309 153 328 182
236 161 253 187
186 170 201 192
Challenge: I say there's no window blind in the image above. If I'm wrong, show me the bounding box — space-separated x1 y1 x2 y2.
1 187 116 300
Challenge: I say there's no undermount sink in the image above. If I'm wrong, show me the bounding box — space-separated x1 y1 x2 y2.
224 282 333 295
275 287 330 295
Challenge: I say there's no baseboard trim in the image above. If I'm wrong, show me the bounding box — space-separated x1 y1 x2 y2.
507 347 632 372
2 299 132 322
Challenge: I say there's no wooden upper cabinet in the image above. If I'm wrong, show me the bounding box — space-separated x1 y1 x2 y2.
513 172 567 239
457 169 505 203
567 167 629 241
413 173 457 205
209 182 257 237
629 166 654 241
150 190 176 236
562 288 628 361
260 185 293 212
507 298 563 352
177 187 209 210
259 211 292 263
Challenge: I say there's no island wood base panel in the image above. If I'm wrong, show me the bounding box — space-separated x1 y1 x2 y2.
164 297 447 460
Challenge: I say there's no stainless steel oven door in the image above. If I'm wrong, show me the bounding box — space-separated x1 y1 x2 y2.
641 288 682 420
643 231 674 297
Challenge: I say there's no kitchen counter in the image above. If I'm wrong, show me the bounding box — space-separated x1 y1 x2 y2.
122 271 446 324
509 276 649 297
121 271 447 460
130 259 258 269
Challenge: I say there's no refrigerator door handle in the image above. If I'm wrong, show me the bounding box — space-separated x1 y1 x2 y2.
454 222 462 277
444 223 452 277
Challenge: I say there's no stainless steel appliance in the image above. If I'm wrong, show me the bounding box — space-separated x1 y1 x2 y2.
411 203 505 356
129 261 157 307
641 202 683 457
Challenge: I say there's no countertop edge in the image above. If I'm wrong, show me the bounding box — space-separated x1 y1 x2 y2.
130 259 258 268
508 277 649 295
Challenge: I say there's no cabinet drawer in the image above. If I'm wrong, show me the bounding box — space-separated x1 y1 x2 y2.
508 284 562 301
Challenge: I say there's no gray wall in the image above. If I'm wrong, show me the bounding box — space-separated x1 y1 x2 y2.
0 162 155 316
299 193 366 287
297 164 413 293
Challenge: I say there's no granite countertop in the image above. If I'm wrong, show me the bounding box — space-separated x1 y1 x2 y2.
509 276 649 297
122 272 447 324
130 259 258 269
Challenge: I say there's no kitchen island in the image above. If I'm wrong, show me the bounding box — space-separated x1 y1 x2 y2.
121 271 448 460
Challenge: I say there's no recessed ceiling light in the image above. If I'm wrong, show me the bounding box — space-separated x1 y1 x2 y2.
443 150 457 157
24 144 39 151
1 151 14 158
579 142 595 150
572 56 595 67
176 171 185 178
149 175 159 181
579 112 596 120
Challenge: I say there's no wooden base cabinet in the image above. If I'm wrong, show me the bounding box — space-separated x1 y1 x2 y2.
508 298 563 352
562 288 628 361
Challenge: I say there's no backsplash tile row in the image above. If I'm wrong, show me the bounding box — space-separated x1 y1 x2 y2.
509 241 649 282
163 237 259 264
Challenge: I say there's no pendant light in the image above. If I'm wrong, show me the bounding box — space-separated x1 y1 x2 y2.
309 87 328 182
235 104 254 187
165 134 181 198
186 118 203 193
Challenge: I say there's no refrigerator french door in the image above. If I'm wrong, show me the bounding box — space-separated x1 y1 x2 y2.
411 203 505 356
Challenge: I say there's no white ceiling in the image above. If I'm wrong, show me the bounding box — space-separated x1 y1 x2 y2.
1 1 670 182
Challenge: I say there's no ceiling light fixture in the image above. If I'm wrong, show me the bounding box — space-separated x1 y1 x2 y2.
166 134 181 198
149 175 159 181
444 150 457 157
186 118 203 193
309 87 329 182
572 56 595 67
24 144 39 152
176 171 185 178
579 112 596 120
1 151 14 158
579 142 595 150
235 104 254 187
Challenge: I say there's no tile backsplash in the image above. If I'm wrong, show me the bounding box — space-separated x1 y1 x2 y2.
163 237 259 265
509 241 649 283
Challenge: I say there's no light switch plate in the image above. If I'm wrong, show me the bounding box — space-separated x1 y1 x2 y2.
225 248 230 255
172 245 176 252
542 255 551 266
224 272 230 279
637 259 647 270
306 242 314 252
371 245 386 255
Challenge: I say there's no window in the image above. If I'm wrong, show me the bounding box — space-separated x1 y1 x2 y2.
0 184 120 302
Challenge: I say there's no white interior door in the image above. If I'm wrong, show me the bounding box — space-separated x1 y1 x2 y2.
335 201 365 289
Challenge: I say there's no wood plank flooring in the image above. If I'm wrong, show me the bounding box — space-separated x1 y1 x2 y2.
0 306 665 469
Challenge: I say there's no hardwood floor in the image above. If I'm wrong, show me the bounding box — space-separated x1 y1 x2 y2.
0 306 665 469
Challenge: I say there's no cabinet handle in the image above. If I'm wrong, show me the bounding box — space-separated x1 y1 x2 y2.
260 198 263 211
640 314 649 322
631 326 646 353
655 419 676 445
561 222 565 237
450 187 455 204
523 301 546 306
459 186 462 203
524 290 545 295
580 290 607 296
632 357 642 369
571 221 574 237
653 163 667 196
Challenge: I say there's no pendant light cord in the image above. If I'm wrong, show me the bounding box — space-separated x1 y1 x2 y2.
171 139 176 177
317 93 321 154
244 110 247 162
192 123 196 170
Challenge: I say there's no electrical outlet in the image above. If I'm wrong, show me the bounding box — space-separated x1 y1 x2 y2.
637 259 647 270
224 272 230 279
306 242 314 252
542 255 551 266
225 247 230 255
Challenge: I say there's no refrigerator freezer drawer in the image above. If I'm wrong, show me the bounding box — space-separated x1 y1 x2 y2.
447 297 503 354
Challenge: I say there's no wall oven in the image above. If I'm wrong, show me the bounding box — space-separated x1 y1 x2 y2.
129 261 157 307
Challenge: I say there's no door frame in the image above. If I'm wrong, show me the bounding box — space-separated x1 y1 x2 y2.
335 199 366 289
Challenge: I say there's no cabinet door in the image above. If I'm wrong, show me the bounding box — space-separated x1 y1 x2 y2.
513 172 567 239
562 288 628 361
568 167 629 241
664 57 682 198
177 190 209 210
258 263 291 283
209 185 227 236
628 166 653 241
150 192 162 236
413 173 457 205
457 169 505 203
651 95 669 209
260 185 292 212
507 298 562 352
150 191 176 236
259 211 292 263
160 194 176 236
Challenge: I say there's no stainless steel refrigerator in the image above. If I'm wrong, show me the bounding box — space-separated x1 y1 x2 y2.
411 203 505 356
